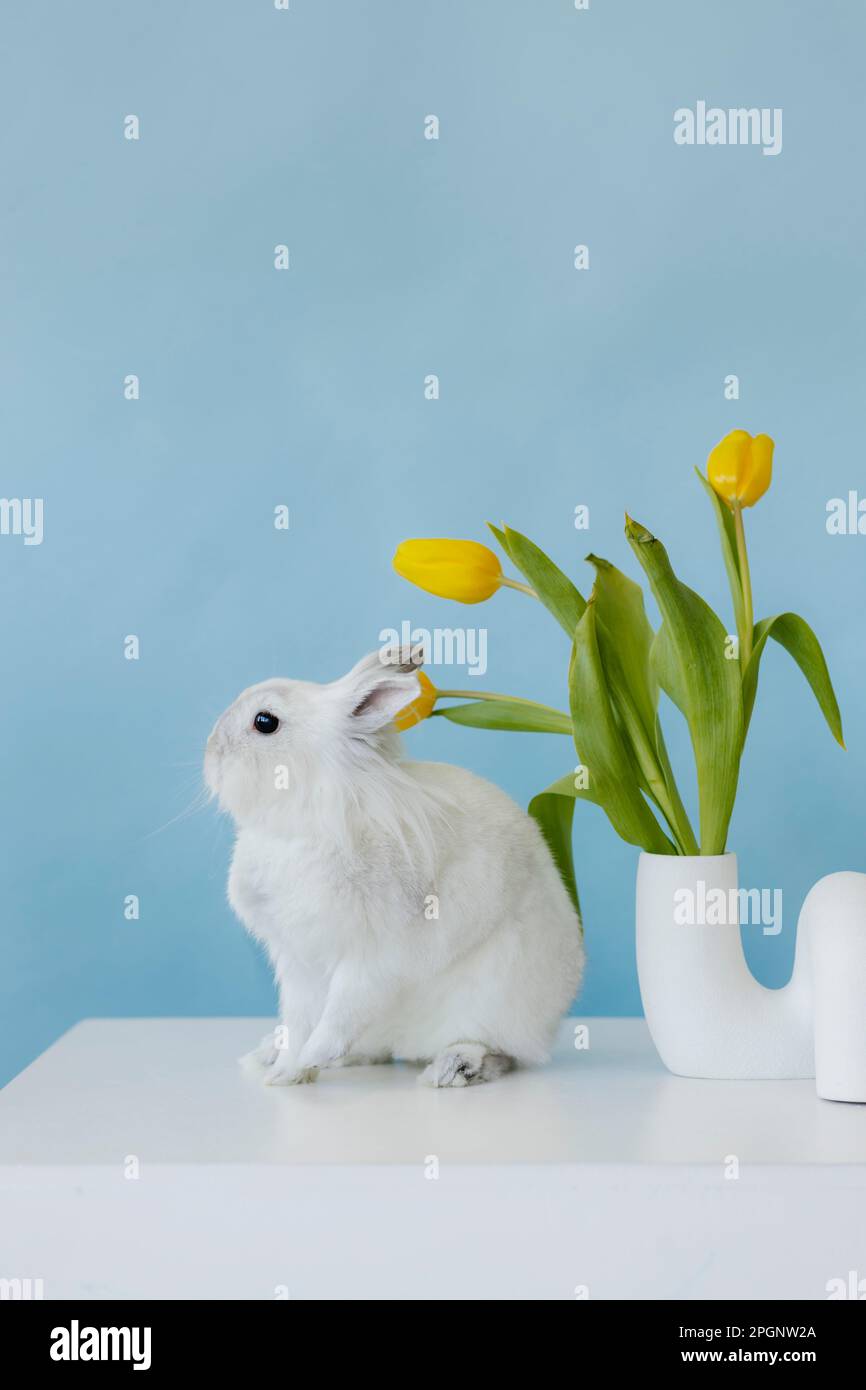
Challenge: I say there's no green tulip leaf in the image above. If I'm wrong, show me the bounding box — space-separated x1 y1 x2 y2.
528 780 582 923
487 522 586 638
568 600 675 854
588 554 658 737
587 555 699 855
433 700 572 735
652 712 698 856
626 516 742 856
743 612 844 746
486 522 512 560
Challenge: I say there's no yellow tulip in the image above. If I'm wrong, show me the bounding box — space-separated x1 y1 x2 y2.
393 538 503 604
394 671 437 731
707 429 774 509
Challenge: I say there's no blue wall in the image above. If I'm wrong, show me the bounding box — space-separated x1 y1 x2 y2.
2 0 864 1084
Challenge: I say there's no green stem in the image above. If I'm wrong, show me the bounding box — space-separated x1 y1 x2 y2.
657 778 699 857
500 576 538 598
625 724 699 857
733 503 754 669
437 688 568 718
642 775 685 851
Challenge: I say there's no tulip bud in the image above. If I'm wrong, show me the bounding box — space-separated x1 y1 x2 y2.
394 671 438 731
392 539 502 604
707 430 774 509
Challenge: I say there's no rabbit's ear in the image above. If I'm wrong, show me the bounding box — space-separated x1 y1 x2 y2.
343 642 425 680
337 645 424 733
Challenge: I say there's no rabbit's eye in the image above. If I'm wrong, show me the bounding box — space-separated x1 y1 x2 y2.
253 711 280 735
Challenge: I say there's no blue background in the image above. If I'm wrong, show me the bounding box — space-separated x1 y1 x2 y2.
2 0 864 1085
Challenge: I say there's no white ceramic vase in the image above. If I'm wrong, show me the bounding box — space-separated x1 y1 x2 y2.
636 852 866 1101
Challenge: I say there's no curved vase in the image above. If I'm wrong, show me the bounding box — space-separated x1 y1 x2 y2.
636 852 866 1101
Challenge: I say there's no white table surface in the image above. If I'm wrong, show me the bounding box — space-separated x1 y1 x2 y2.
1 1018 865 1300
2 1016 866 1166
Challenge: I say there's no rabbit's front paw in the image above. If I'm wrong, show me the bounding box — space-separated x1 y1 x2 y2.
296 1030 350 1073
239 1031 281 1073
263 1057 319 1086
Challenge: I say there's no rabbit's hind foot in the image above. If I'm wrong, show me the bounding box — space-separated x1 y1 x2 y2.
419 1043 513 1088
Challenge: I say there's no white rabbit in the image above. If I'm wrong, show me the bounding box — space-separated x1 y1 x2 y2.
204 647 584 1087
